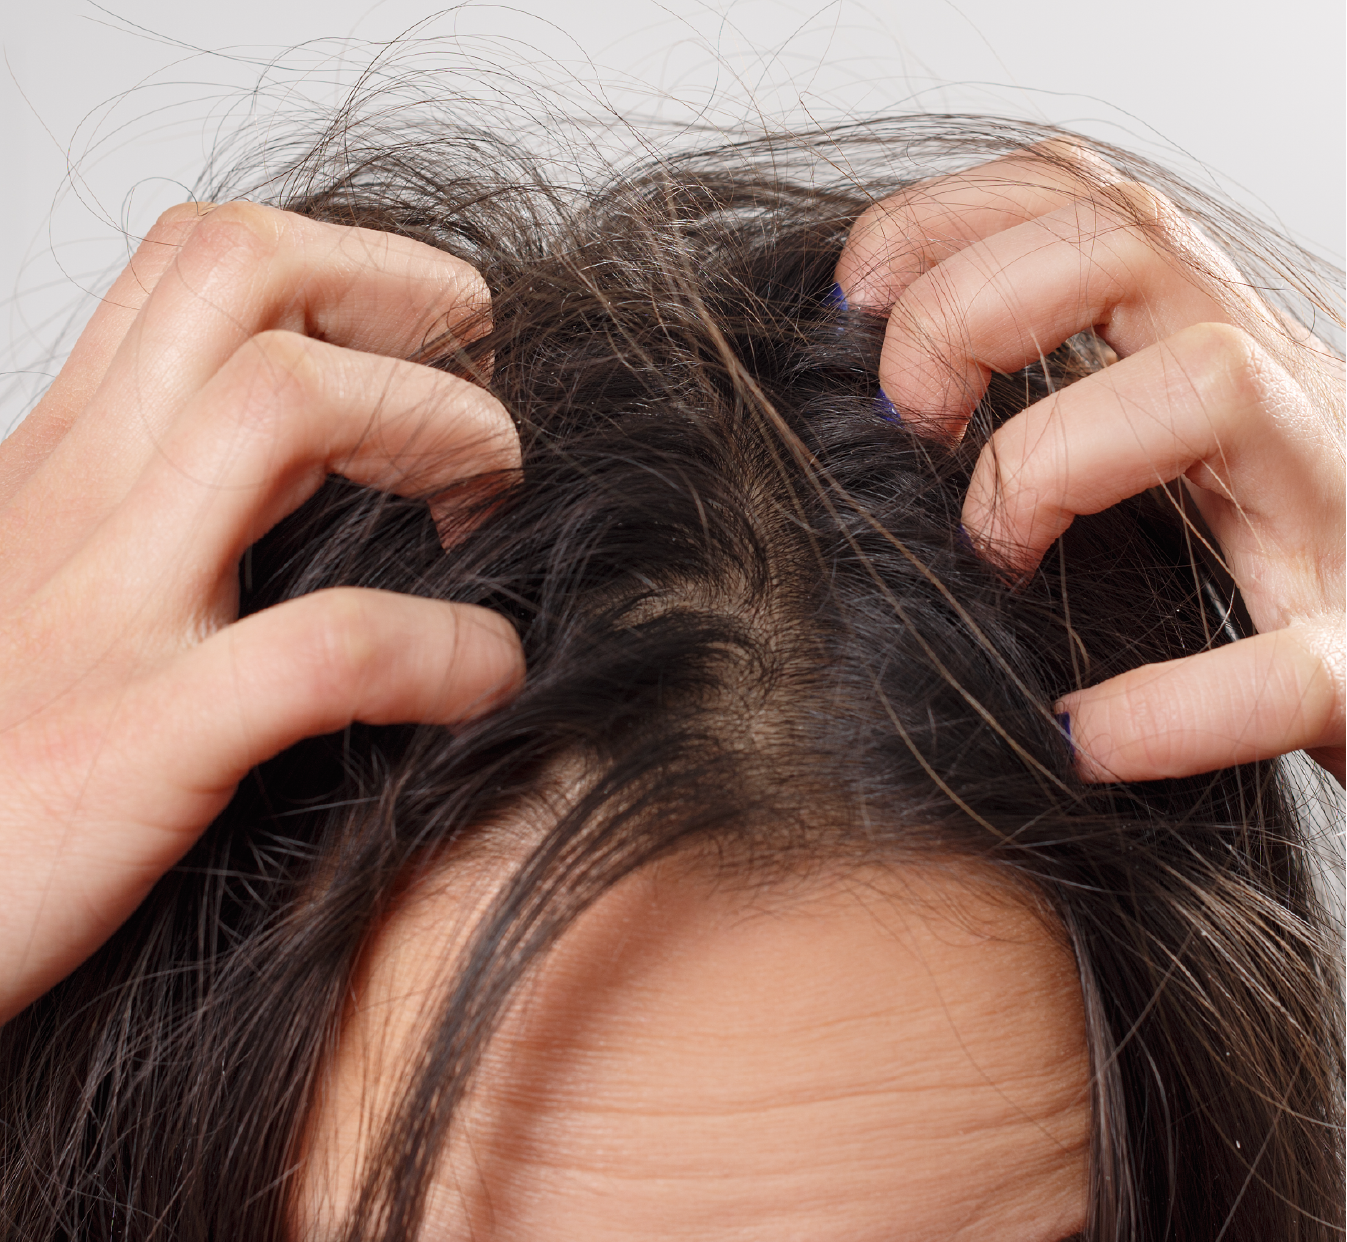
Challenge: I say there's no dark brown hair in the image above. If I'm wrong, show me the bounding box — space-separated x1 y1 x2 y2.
0 105 1342 1241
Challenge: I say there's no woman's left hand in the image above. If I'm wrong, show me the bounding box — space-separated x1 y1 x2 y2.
835 144 1345 784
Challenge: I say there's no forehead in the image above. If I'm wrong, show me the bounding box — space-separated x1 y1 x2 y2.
304 862 1091 1241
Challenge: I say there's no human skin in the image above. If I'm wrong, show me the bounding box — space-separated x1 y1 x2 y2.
835 142 1345 782
298 860 1091 1241
0 203 525 1023
0 142 1340 1043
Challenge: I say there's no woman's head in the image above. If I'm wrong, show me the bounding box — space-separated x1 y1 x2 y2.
0 117 1340 1240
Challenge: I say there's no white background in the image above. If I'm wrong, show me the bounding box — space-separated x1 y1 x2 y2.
2 0 1342 428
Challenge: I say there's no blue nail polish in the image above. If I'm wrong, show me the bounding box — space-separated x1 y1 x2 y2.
874 389 901 423
825 281 848 312
956 524 975 554
1055 711 1075 761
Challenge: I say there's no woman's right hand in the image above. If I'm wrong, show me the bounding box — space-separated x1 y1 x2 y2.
0 202 525 1024
836 145 1345 785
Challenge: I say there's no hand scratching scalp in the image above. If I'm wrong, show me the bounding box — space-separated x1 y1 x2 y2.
0 81 1341 1242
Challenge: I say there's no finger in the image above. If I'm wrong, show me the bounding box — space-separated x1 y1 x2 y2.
152 589 525 795
16 203 491 529
962 323 1332 573
74 331 518 620
879 186 1235 438
836 141 1118 311
1058 623 1344 783
0 203 216 501
0 589 525 1020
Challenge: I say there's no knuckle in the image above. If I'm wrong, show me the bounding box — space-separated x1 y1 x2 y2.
437 260 493 331
197 199 282 237
1028 137 1115 182
1172 322 1268 409
179 201 283 272
847 189 930 260
852 194 906 237
303 590 379 693
1288 622 1345 733
1107 180 1172 227
1128 709 1184 776
248 327 322 375
144 202 217 245
981 425 1039 509
218 330 324 435
893 262 960 331
130 204 221 278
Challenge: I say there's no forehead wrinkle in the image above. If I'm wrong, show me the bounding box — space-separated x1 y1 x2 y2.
434 860 1088 1235
301 850 1090 1241
484 992 1084 1116
820 872 1089 1156
484 860 1085 1081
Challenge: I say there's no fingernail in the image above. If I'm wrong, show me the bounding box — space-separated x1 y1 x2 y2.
825 281 849 311
874 389 901 423
956 524 976 554
1055 711 1075 761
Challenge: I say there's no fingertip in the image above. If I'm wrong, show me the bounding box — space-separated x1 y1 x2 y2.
1026 137 1118 186
1053 631 1342 784
168 591 527 788
1053 692 1118 782
834 212 918 313
1051 701 1117 782
1054 710 1074 761
842 262 909 315
447 603 526 723
955 517 1038 576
